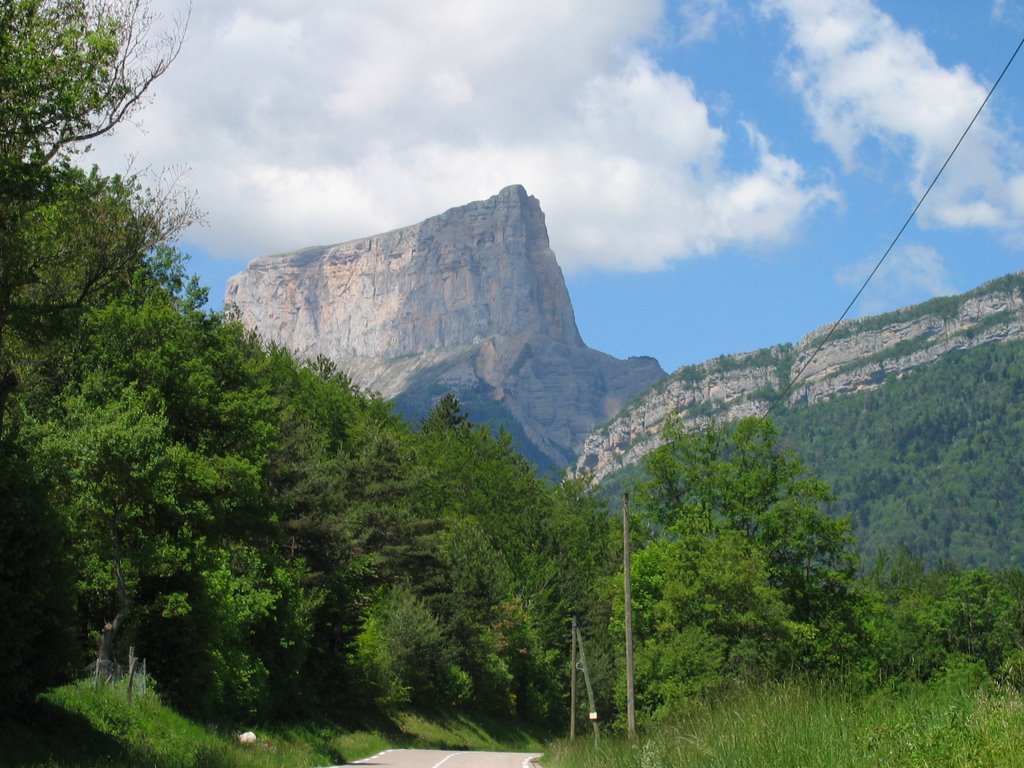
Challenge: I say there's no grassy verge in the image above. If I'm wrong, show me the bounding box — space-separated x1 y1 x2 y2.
396 711 544 752
0 679 546 767
544 674 1024 768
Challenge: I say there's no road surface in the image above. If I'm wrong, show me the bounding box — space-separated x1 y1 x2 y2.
330 748 543 767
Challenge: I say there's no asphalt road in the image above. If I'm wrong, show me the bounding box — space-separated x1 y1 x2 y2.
331 748 543 767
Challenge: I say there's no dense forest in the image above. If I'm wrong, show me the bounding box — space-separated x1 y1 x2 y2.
775 340 1024 569
602 336 1024 572
3 238 621 722
5 2 1024 749
0 0 618 725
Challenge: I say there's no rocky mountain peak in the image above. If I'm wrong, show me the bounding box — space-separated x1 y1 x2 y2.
225 186 664 469
226 185 582 362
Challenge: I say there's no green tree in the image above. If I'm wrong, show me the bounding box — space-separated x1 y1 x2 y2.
0 0 194 433
0 2 191 704
37 385 173 663
26 253 322 719
262 350 387 715
355 583 462 709
629 417 865 711
421 391 470 434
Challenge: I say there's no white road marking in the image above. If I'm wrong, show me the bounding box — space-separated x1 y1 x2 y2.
330 747 392 766
325 747 544 767
352 749 392 764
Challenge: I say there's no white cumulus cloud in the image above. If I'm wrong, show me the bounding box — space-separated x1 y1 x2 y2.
676 0 730 43
85 0 835 275
762 0 1024 235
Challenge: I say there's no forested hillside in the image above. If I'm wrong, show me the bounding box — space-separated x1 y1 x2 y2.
0 0 613 724
8 6 1024 762
775 339 1024 568
597 336 1024 571
2 244 614 721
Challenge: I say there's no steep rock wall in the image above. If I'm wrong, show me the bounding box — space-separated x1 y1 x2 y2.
577 274 1024 480
226 185 665 468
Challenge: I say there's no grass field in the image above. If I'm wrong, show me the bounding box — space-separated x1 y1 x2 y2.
0 678 544 768
7 666 1023 767
545 670 1024 768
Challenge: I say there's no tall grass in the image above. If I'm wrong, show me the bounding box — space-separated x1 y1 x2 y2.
0 679 546 767
0 680 352 767
545 673 1024 768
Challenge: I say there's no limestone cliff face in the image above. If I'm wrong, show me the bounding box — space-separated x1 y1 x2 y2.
576 273 1024 481
225 185 665 468
226 185 581 363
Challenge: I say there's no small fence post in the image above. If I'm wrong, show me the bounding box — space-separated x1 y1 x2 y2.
126 646 137 705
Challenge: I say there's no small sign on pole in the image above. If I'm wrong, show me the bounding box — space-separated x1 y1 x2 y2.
588 712 599 721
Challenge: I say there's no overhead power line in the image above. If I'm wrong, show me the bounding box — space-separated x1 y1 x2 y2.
763 33 1024 419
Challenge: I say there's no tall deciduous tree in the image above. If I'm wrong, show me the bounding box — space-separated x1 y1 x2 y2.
638 418 858 622
0 0 194 433
39 386 172 663
629 417 866 713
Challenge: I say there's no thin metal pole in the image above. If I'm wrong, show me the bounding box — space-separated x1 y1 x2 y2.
570 617 577 740
623 493 637 739
574 623 599 747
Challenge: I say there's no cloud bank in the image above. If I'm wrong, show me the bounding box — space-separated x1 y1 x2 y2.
88 0 836 272
764 0 1024 235
87 0 1023 286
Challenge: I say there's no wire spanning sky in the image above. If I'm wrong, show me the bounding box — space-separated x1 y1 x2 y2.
86 0 1024 373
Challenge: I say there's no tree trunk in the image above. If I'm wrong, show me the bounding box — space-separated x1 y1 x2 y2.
98 517 129 663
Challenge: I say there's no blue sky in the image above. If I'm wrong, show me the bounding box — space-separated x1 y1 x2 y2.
86 0 1024 373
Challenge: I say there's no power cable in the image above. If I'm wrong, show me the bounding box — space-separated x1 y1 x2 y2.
763 33 1024 419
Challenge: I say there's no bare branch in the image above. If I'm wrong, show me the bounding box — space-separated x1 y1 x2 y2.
61 1 191 153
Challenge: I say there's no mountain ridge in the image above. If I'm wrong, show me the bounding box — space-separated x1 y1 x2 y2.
225 185 665 468
226 185 1024 478
576 271 1024 480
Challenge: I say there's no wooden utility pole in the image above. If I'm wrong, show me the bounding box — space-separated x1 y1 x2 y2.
570 617 577 740
623 493 637 739
574 622 600 747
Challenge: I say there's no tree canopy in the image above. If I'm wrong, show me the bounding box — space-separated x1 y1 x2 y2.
625 417 866 715
5 0 1024 735
0 0 194 435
